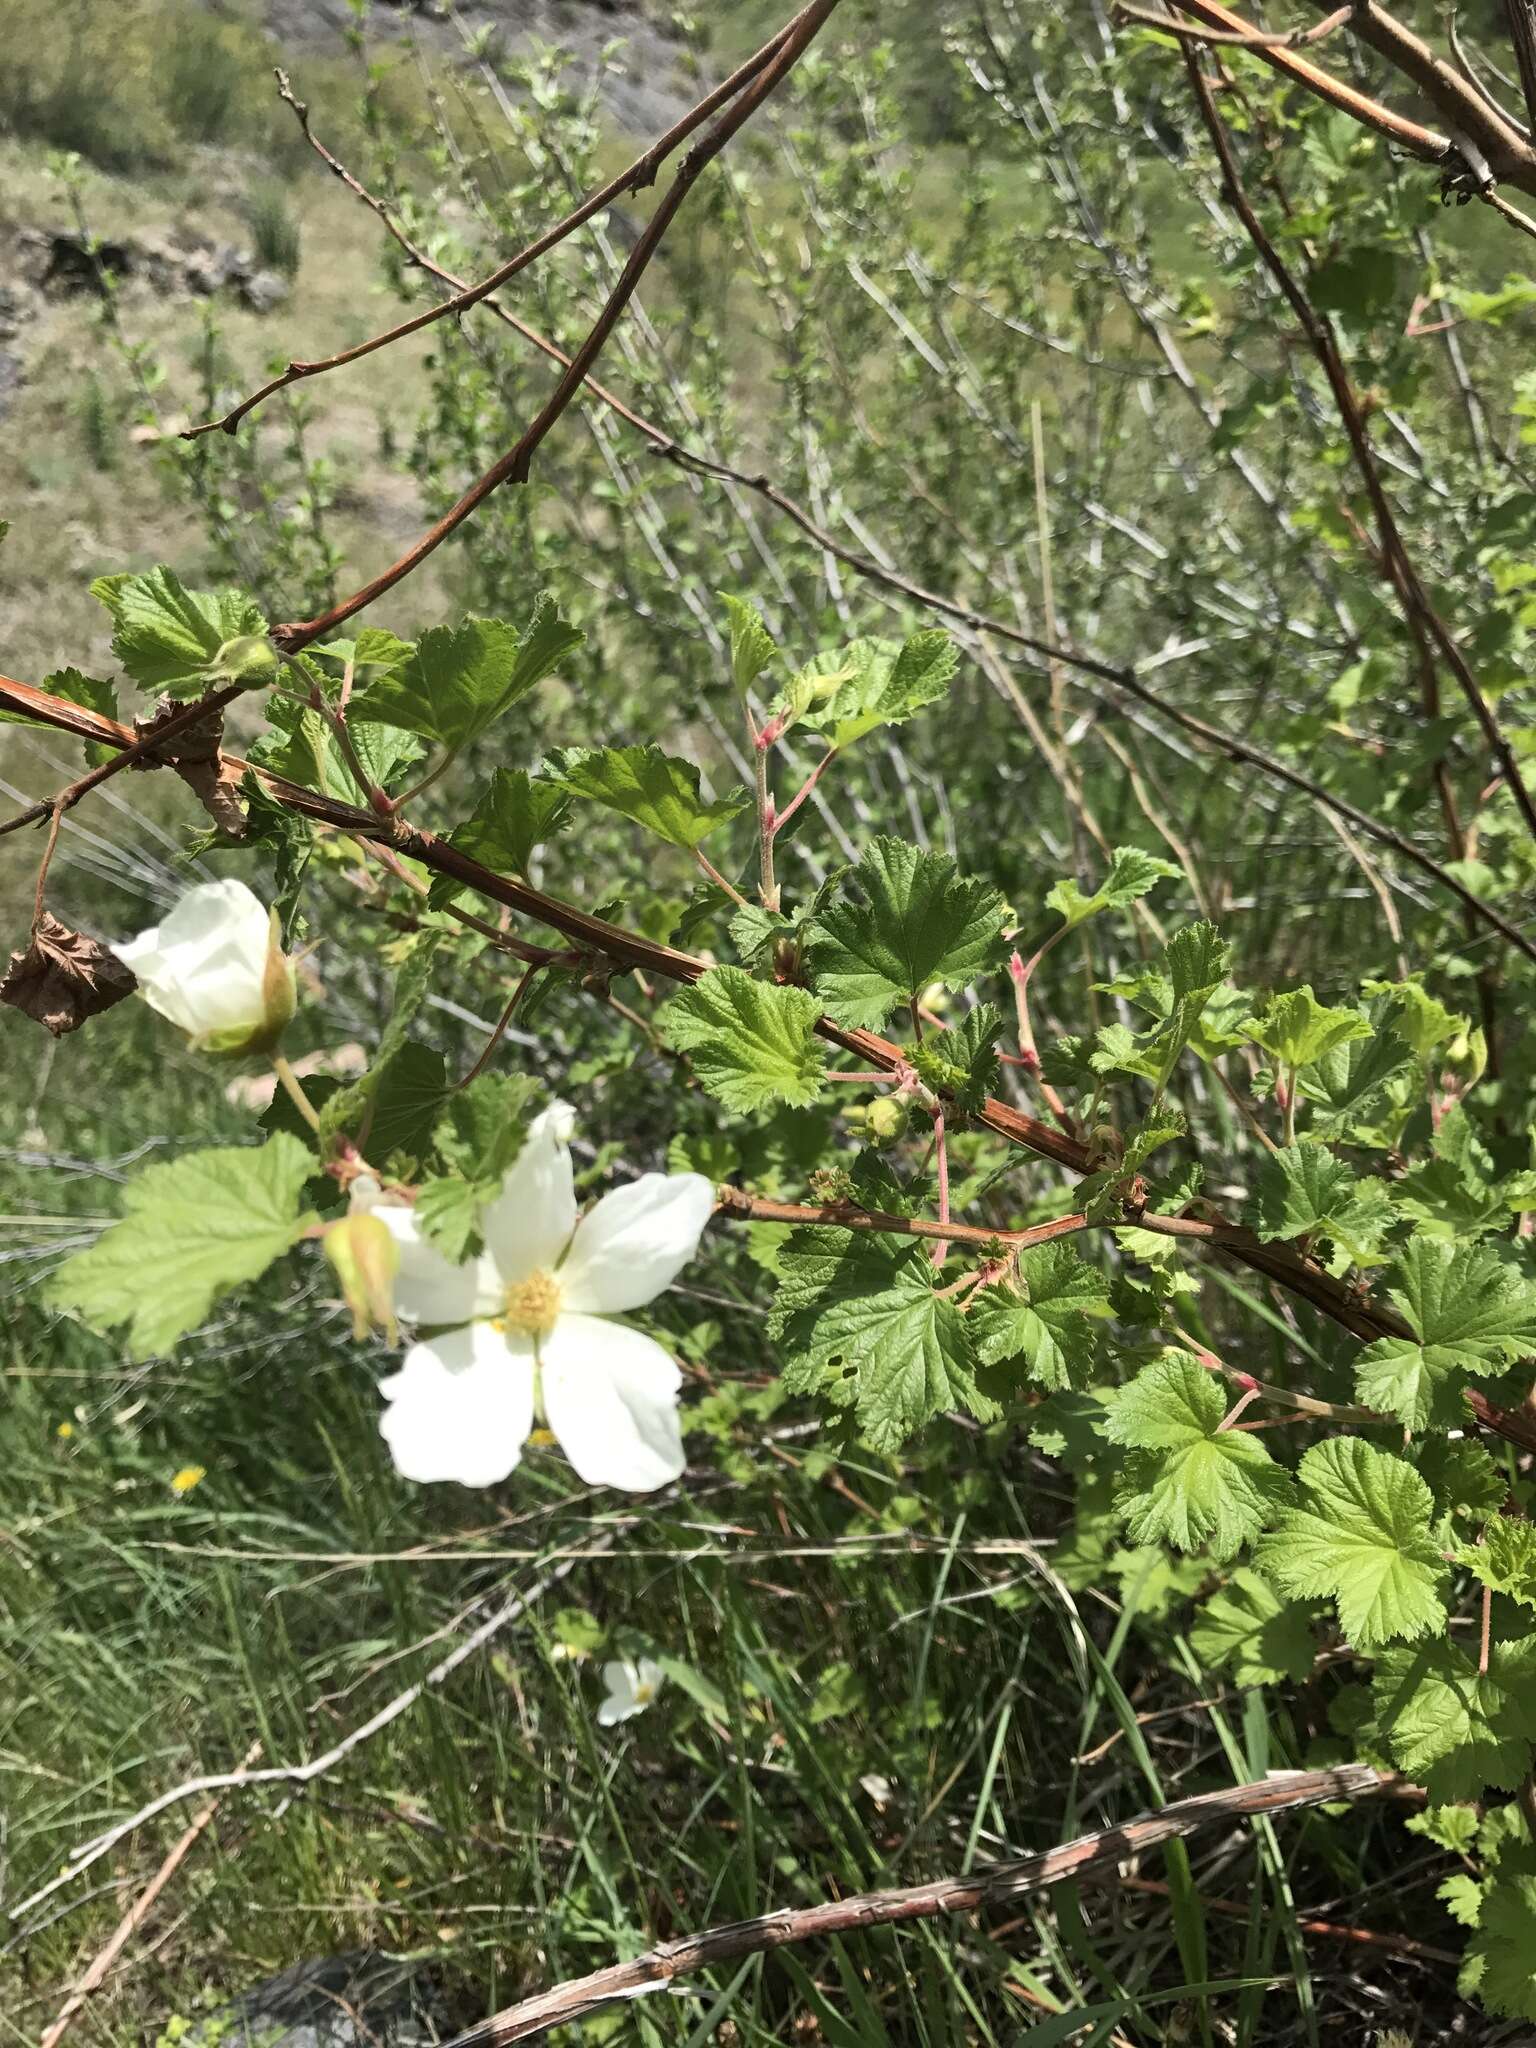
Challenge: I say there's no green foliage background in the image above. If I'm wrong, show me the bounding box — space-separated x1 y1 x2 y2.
6 0 1536 2040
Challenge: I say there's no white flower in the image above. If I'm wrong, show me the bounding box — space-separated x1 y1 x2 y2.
597 1657 665 1726
370 1104 713 1493
112 880 295 1054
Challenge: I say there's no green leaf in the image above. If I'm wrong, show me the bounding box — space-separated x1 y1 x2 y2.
909 1003 1003 1112
1458 1516 1536 1609
720 593 776 694
91 566 267 697
1244 1143 1394 1259
1044 845 1179 932
794 631 958 749
769 1229 997 1451
355 598 581 750
659 967 826 1113
1406 1803 1482 1855
319 936 444 1153
970 1240 1109 1391
1467 1867 1536 2017
1374 1637 1536 1801
427 768 572 907
1294 1028 1415 1134
807 837 1007 1029
1104 1354 1293 1559
545 744 749 850
434 1073 542 1182
1256 1438 1446 1648
414 1174 495 1264
1241 986 1370 1070
1354 1236 1536 1429
48 1135 318 1358
1188 1567 1316 1685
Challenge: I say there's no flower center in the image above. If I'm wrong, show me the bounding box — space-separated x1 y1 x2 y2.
633 1682 655 1706
501 1268 563 1337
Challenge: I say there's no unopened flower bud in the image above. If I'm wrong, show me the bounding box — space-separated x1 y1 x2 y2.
209 633 279 686
324 1210 400 1345
864 1095 909 1147
111 880 296 1056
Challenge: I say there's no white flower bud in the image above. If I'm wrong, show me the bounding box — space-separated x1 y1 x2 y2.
111 880 296 1055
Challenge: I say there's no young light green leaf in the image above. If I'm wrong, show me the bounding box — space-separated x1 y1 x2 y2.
413 1174 495 1264
1244 1143 1394 1259
970 1239 1109 1391
355 597 581 750
1044 845 1179 932
91 566 267 697
770 1229 997 1451
1294 1027 1415 1134
794 631 958 749
1466 1868 1536 2018
1354 1236 1536 1429
428 768 571 907
546 744 749 850
48 1134 318 1358
720 593 776 694
1256 1438 1446 1648
1458 1515 1536 1609
807 837 1007 1029
1188 1566 1317 1685
434 1072 542 1183
1104 1353 1294 1559
910 1003 1003 1112
659 967 826 1113
1374 1637 1536 1801
1242 985 1370 1070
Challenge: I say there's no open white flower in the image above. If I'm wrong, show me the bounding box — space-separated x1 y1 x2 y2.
112 879 295 1055
597 1657 665 1726
368 1104 713 1492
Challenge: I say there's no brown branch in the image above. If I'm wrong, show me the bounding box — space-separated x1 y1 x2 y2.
1115 0 1351 48
447 1766 1392 2046
183 20 802 441
1326 0 1536 191
1139 0 1448 156
9 667 1536 1458
270 0 844 650
224 89 1536 954
1182 49 1536 853
714 1187 1092 1252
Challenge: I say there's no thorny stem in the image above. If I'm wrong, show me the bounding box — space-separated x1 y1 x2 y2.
693 846 750 910
271 1055 323 1133
929 1106 951 1269
1185 1339 1387 1425
773 747 838 837
754 739 779 911
1007 945 1074 1131
459 963 542 1088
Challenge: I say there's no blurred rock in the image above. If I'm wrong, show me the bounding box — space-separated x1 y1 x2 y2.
187 1950 452 2047
241 266 291 313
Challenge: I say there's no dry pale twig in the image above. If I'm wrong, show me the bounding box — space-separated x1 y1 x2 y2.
37 1741 262 2048
6 1538 621 1926
446 1767 1392 2046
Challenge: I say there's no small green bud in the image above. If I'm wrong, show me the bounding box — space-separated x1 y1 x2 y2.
324 1210 400 1345
864 1096 909 1147
208 633 279 686
1445 1026 1488 1087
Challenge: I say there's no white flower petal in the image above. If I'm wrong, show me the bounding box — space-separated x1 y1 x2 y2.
540 1313 685 1492
559 1173 714 1314
369 1204 501 1325
378 1322 534 1487
113 880 278 1039
596 1658 640 1725
481 1101 578 1286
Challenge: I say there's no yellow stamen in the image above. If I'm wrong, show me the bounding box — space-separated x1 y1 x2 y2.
502 1268 563 1337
